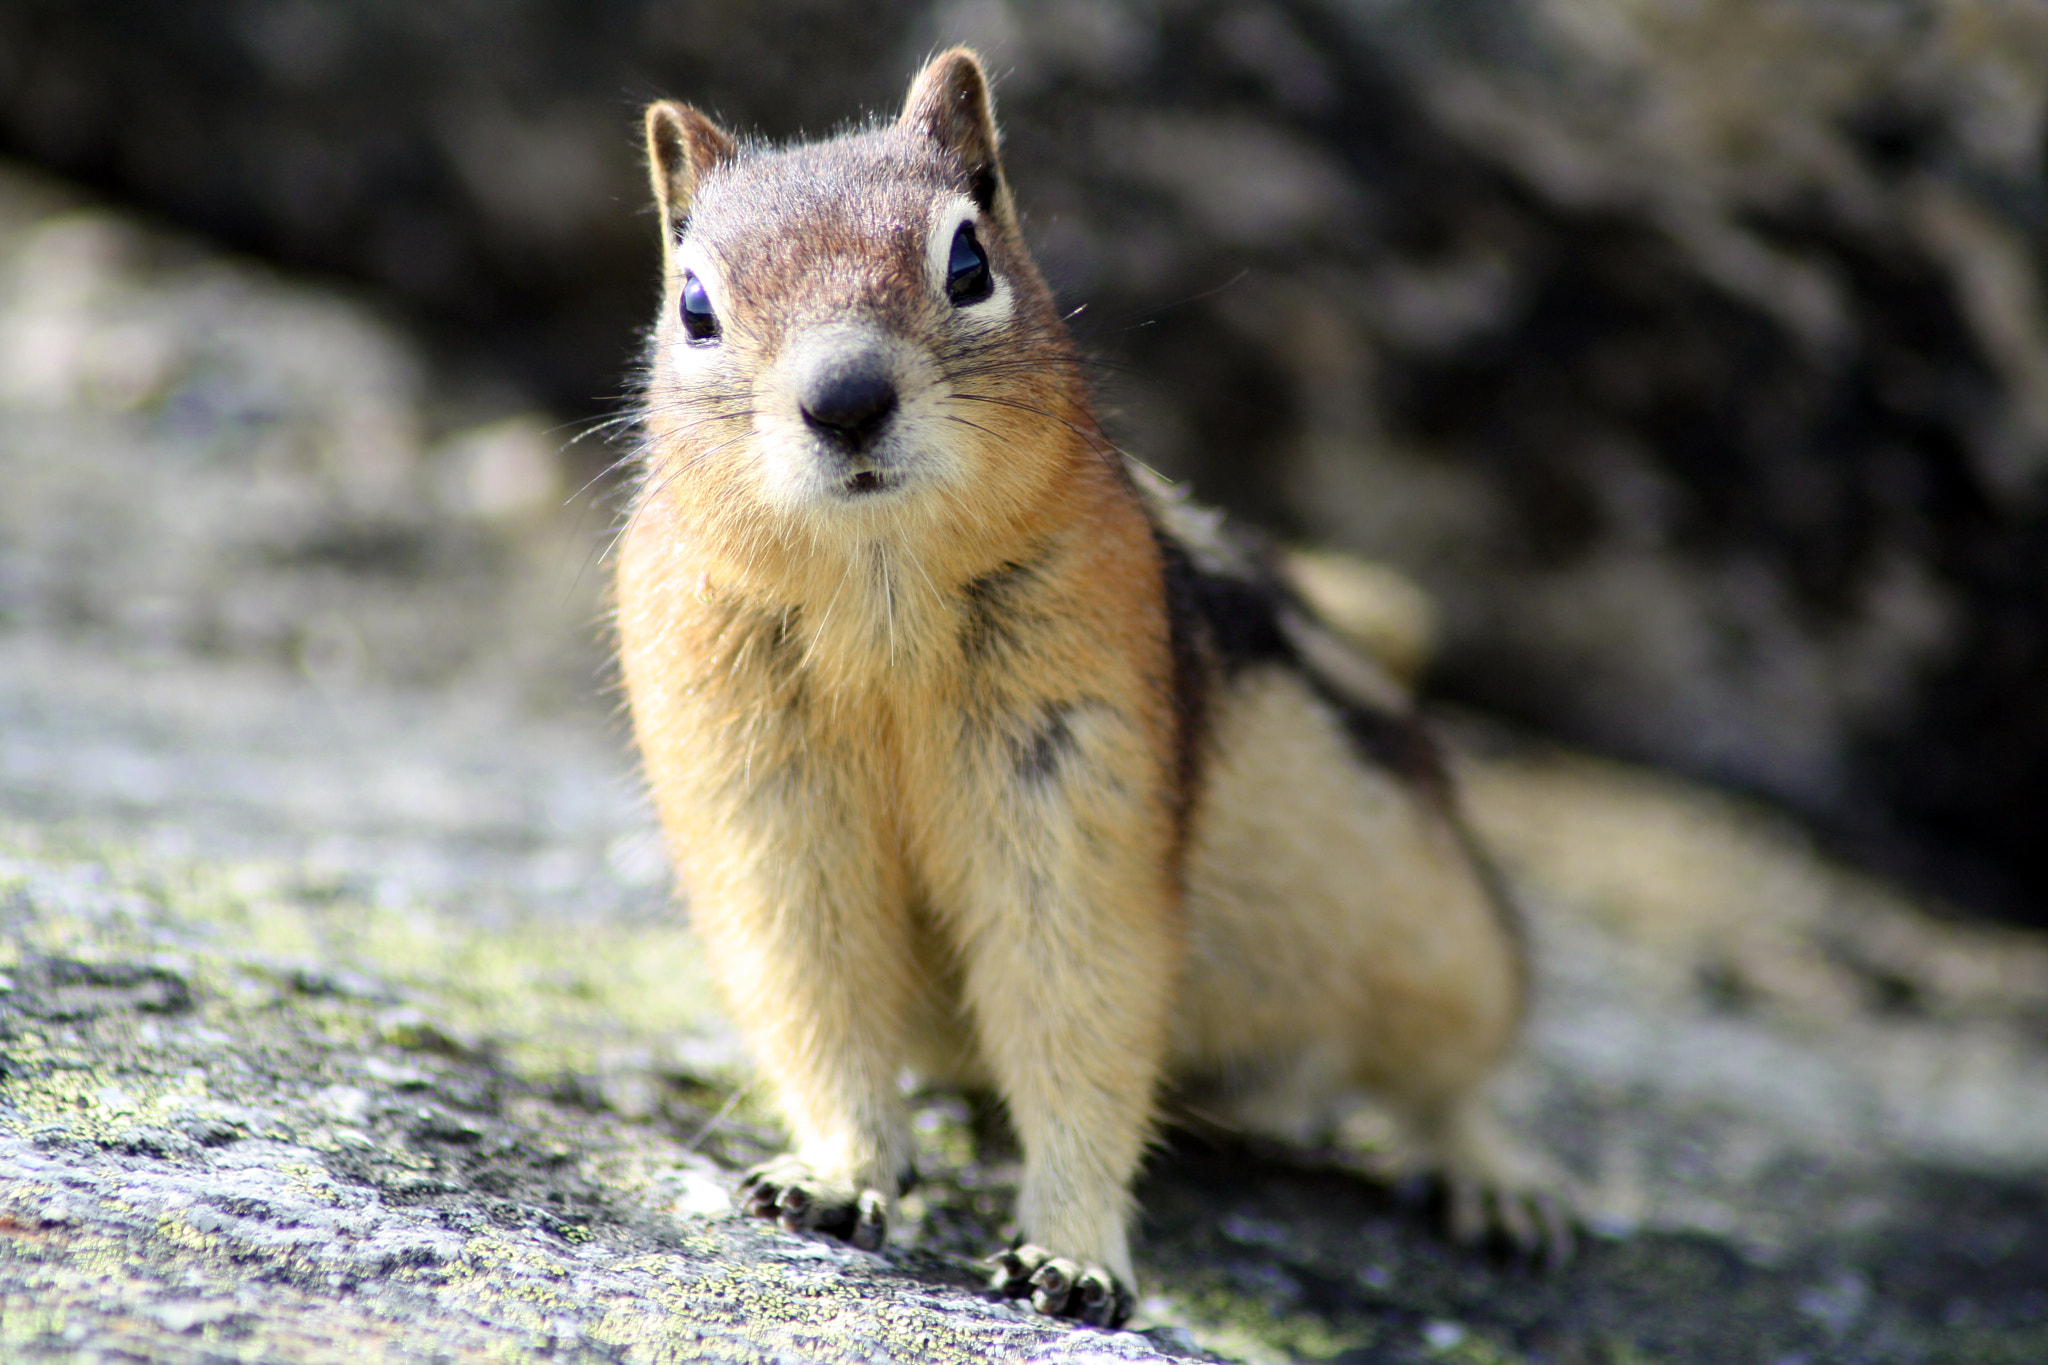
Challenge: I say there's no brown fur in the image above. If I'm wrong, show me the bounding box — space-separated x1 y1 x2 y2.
616 50 1563 1329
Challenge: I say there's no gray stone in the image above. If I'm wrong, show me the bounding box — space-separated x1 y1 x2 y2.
6 0 2048 915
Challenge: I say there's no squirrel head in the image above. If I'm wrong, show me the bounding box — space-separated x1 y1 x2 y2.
638 50 1097 590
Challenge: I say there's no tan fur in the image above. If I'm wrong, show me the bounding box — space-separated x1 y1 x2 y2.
1282 547 1439 689
616 49 1560 1326
1175 667 1518 1088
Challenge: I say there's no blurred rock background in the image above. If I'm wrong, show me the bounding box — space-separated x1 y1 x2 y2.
4 0 2047 923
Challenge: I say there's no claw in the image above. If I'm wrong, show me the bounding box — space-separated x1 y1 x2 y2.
774 1183 811 1234
1446 1174 1487 1246
1438 1171 1578 1268
986 1243 1132 1328
850 1191 888 1251
1029 1258 1075 1316
1074 1271 1125 1328
736 1155 892 1251
1494 1183 1537 1252
987 1248 1031 1297
1535 1191 1576 1270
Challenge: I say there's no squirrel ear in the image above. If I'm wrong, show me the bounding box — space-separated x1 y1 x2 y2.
645 101 736 249
899 49 1012 223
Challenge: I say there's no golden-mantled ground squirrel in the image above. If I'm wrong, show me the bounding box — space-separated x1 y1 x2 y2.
616 49 1564 1329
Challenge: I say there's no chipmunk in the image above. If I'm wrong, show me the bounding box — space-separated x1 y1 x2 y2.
615 50 1565 1329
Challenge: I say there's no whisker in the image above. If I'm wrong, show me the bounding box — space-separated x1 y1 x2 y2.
1065 267 1251 340
578 426 755 592
943 391 1110 452
941 413 1007 444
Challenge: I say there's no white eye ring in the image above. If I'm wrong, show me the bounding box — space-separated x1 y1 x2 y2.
926 196 1013 327
945 222 993 306
669 246 732 358
681 270 721 342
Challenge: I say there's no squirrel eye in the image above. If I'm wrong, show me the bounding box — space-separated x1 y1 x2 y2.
945 222 993 306
680 270 721 343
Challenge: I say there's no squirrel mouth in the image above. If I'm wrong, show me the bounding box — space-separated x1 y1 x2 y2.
844 469 890 495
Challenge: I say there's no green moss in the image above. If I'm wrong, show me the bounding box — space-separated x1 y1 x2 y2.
0 820 730 1100
1430 1325 1534 1365
1144 1279 1376 1363
1923 1328 2048 1365
1591 1339 1670 1365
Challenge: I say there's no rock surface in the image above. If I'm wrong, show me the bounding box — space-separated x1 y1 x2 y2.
3 160 2048 1363
5 0 2048 918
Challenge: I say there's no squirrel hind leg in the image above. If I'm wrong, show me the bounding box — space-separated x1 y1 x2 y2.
1181 1039 1356 1148
1392 1087 1578 1268
1175 1057 1577 1266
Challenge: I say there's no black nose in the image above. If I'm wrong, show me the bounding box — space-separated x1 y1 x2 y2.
798 353 898 451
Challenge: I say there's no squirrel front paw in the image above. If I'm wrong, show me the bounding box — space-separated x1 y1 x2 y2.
738 1155 890 1251
987 1243 1133 1328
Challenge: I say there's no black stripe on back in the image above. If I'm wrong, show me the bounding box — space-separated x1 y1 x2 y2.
1153 519 1445 793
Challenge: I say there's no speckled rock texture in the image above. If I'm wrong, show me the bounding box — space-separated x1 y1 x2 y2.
2 143 2048 1362
5 0 2048 920
0 835 1193 1364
